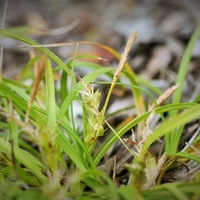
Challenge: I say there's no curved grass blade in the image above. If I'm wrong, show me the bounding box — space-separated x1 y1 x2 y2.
142 105 200 158
0 29 74 81
173 152 200 164
95 103 197 165
0 137 47 183
57 67 113 121
166 24 200 153
21 40 145 116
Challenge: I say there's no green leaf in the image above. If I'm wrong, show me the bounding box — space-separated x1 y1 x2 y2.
0 138 47 183
142 105 200 156
166 24 200 153
57 67 113 121
173 152 200 163
118 185 144 200
0 29 74 81
45 58 56 130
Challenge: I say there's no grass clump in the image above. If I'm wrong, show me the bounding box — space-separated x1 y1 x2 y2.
0 24 200 200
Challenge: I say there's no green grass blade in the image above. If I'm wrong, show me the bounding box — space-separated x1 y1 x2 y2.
166 24 200 154
57 67 113 121
95 81 158 105
0 29 74 81
19 40 146 116
142 181 200 199
155 103 197 113
8 121 19 148
171 24 200 109
94 111 152 165
0 82 44 123
137 76 162 96
173 152 200 163
0 137 47 183
3 77 31 91
83 41 145 116
95 102 197 165
142 105 200 157
56 129 88 172
60 70 69 104
118 185 144 200
193 94 200 103
163 184 189 200
45 58 56 130
57 119 95 169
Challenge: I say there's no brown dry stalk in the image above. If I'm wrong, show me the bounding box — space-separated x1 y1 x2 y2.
25 53 46 123
143 152 168 189
150 84 179 110
140 84 179 142
113 31 138 83
101 31 138 121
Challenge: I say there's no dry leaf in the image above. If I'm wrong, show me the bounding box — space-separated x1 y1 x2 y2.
25 54 46 122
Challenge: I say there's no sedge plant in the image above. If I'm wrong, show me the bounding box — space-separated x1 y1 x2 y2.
0 22 200 200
